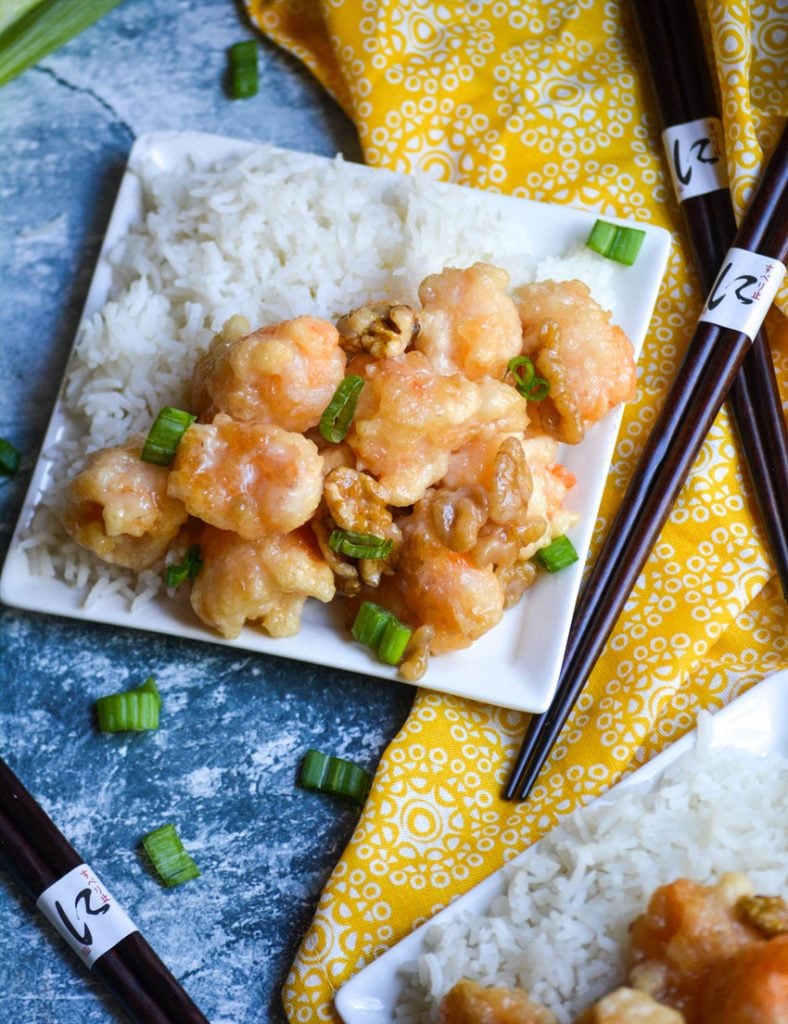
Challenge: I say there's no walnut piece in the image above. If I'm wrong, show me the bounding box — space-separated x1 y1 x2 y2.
336 302 419 359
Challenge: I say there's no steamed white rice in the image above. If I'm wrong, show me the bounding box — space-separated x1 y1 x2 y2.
394 718 788 1023
23 144 616 606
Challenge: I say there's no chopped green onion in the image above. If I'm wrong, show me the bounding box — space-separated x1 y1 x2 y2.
0 0 124 88
141 407 195 467
142 823 201 888
585 219 645 265
329 530 393 560
228 40 258 99
351 601 412 667
319 375 365 443
96 675 161 733
378 618 413 665
506 356 550 401
299 749 371 805
165 544 203 588
534 535 579 573
351 600 394 648
0 438 21 476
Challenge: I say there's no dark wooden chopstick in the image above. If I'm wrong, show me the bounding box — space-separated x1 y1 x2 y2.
630 0 788 595
0 756 210 1023
504 122 788 801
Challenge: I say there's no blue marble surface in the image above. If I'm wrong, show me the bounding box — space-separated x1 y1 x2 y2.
0 3 413 1021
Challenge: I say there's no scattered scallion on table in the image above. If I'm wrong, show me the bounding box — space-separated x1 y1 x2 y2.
142 823 201 888
506 355 550 401
0 438 20 476
319 375 365 443
585 219 646 265
165 544 203 588
228 39 258 99
329 530 392 560
351 600 413 667
299 749 371 805
95 675 161 733
140 407 195 467
0 0 124 88
534 535 579 573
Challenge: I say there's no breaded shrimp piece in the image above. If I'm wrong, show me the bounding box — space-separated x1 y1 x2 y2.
62 437 187 570
443 434 578 559
629 873 765 1024
346 350 527 506
438 978 557 1024
376 500 506 654
701 934 788 1024
516 279 636 436
416 263 523 380
167 414 323 540
576 988 686 1023
190 525 335 639
191 314 346 433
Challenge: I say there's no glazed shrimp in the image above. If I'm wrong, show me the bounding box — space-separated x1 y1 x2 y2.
375 498 506 654
167 413 323 540
701 934 788 1024
192 314 346 433
190 524 335 639
438 979 557 1024
62 437 187 570
629 874 766 1024
346 350 527 506
415 262 523 380
516 279 636 439
443 433 578 560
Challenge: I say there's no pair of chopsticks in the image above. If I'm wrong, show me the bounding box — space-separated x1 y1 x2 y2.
503 122 788 797
0 756 210 1023
632 0 788 593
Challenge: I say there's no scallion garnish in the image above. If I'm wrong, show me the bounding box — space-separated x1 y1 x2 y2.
351 600 394 648
319 375 365 443
228 40 258 99
506 356 550 401
299 749 371 805
165 544 203 588
378 618 413 665
142 823 201 888
0 438 21 476
585 219 645 265
0 0 123 88
351 600 413 667
329 530 393 560
96 675 161 733
534 535 579 573
140 407 195 467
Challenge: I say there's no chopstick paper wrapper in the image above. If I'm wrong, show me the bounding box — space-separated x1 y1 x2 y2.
0 757 210 1024
505 122 788 801
630 0 788 596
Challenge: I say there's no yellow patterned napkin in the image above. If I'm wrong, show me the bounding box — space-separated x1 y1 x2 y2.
245 2 787 1020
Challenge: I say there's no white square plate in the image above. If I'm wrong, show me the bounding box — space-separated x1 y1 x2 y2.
0 131 670 712
335 669 788 1022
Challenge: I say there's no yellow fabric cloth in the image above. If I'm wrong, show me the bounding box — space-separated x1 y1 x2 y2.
245 2 788 1020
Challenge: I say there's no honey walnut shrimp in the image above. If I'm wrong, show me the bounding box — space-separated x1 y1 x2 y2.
61 261 637 669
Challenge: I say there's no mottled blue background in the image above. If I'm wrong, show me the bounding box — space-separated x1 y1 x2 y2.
0 2 413 1021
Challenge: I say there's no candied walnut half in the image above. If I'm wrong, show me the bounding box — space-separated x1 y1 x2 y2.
322 466 400 588
427 485 488 553
737 895 788 938
488 435 533 525
336 302 419 359
399 625 435 683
